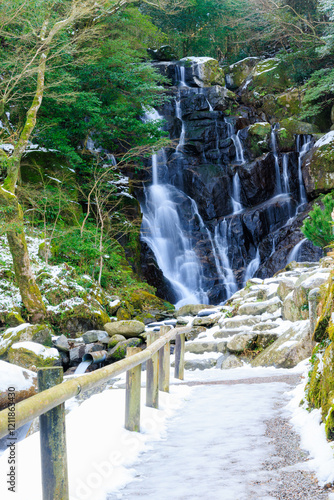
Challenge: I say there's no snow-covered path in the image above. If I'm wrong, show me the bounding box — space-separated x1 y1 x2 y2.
107 379 293 500
1 367 334 500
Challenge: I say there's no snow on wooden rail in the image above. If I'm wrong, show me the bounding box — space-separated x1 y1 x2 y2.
0 325 185 500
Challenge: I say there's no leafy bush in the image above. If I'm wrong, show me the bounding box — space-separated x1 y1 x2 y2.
301 192 334 248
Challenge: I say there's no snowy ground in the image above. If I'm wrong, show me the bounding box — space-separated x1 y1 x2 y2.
0 361 334 499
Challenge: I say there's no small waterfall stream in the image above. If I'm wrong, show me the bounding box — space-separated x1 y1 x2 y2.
271 125 283 194
288 238 307 263
296 135 312 211
75 359 92 375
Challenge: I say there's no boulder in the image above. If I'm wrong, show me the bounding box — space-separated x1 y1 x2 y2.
108 338 142 361
227 333 257 353
247 122 271 157
277 278 296 301
177 304 214 316
302 131 334 198
8 342 60 369
251 58 292 93
82 330 109 344
223 316 262 329
0 323 53 357
292 272 330 314
277 118 319 152
56 303 111 336
53 334 70 352
192 317 217 327
225 57 260 89
221 355 244 369
282 292 303 322
108 334 126 349
214 328 245 339
251 320 312 368
180 57 225 87
183 358 217 371
238 296 282 316
0 361 37 411
185 341 217 355
104 320 145 338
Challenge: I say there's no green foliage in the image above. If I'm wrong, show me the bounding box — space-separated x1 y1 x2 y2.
300 68 334 119
142 0 250 60
301 192 334 248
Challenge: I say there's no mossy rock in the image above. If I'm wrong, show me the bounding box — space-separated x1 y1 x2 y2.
313 276 334 343
104 320 145 338
108 338 142 361
5 311 25 327
277 118 319 153
180 57 225 87
226 57 260 89
116 307 132 321
320 343 334 420
247 122 271 157
55 303 111 337
282 293 302 322
306 356 322 409
0 323 53 357
325 405 334 441
251 58 292 93
133 313 155 325
303 131 334 198
8 341 60 369
108 334 126 349
129 290 174 314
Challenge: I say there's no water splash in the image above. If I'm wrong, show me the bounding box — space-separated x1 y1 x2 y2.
243 248 261 286
75 359 92 375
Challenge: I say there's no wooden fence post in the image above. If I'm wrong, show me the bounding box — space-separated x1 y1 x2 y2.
174 332 185 380
125 347 142 432
38 367 69 500
146 332 159 408
159 326 171 392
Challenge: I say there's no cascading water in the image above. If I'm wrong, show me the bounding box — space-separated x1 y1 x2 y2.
139 60 321 306
225 119 245 164
214 220 238 298
271 125 283 194
243 249 261 285
296 135 312 211
231 172 243 214
141 73 211 307
288 238 307 263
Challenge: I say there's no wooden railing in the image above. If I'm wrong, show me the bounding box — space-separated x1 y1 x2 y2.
0 325 186 500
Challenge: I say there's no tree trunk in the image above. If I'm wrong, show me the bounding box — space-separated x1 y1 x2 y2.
0 186 46 322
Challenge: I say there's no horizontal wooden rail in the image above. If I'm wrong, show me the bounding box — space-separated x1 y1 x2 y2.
0 326 180 440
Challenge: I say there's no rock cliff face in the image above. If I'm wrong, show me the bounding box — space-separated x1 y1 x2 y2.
139 57 323 306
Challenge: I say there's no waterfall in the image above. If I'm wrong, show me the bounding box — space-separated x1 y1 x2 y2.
214 220 238 298
288 238 307 263
282 154 290 193
296 135 312 210
243 248 261 285
140 69 210 307
271 125 283 194
225 119 245 164
175 99 186 153
177 65 187 88
231 172 243 214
